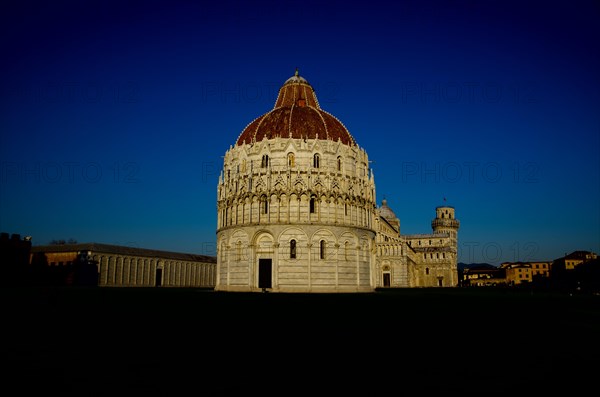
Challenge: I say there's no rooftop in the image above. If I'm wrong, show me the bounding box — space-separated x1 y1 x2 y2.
31 242 216 263
236 70 356 146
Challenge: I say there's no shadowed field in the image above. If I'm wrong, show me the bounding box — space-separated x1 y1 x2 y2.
2 287 598 395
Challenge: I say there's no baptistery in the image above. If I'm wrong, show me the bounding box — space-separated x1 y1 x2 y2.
215 70 377 292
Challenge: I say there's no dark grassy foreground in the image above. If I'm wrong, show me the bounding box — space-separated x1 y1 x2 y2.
1 287 598 395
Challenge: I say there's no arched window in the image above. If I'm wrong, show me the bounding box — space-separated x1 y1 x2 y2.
313 153 320 168
290 239 297 259
337 156 342 171
320 240 326 260
261 154 269 168
310 196 316 214
425 267 429 275
344 241 349 260
236 241 242 261
261 195 268 214
287 152 295 167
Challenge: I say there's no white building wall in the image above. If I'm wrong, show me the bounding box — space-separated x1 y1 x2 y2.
216 137 378 292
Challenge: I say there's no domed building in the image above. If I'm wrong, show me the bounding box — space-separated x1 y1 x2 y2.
215 70 459 292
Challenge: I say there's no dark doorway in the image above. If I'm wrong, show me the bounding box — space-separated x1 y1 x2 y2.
155 268 162 287
258 259 272 289
383 273 391 287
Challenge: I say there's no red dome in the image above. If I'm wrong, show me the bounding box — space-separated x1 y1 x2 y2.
236 70 355 146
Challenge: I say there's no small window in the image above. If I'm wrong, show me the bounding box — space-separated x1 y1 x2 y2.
425 267 429 275
261 154 269 168
261 196 268 214
290 239 297 259
288 153 295 167
320 240 326 259
313 154 320 168
310 197 316 214
337 157 342 171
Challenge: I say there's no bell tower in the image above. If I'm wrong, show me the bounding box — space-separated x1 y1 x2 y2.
432 205 459 249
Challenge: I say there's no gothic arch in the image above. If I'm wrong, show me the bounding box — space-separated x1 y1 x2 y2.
252 230 275 250
311 228 337 260
278 227 309 259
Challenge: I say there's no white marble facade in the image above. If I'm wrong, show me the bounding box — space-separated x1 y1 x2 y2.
215 71 458 292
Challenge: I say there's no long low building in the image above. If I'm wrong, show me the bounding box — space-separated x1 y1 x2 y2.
30 243 217 288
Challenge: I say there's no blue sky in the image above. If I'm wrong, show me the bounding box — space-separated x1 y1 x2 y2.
1 0 598 265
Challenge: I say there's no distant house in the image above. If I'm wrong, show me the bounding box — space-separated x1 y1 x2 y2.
500 262 533 285
499 261 553 286
551 250 599 292
528 261 552 279
460 263 506 286
555 251 598 270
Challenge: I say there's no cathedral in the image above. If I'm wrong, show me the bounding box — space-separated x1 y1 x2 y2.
215 70 459 292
